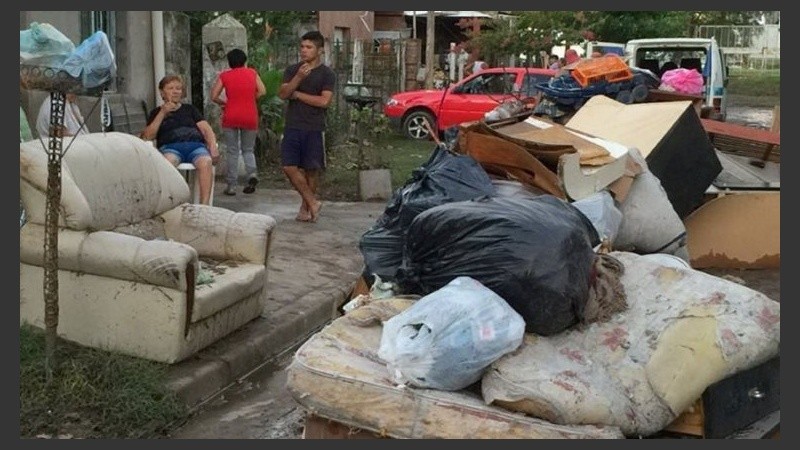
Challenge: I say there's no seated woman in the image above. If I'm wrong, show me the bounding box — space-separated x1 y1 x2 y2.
141 75 219 205
35 92 90 138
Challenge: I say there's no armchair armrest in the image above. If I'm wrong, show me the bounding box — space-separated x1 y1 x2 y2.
20 223 197 291
160 204 277 265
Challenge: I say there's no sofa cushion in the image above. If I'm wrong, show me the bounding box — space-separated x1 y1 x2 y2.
20 222 196 290
162 205 275 265
20 132 190 230
192 259 266 322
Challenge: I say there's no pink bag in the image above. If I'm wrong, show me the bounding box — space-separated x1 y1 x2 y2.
659 68 704 95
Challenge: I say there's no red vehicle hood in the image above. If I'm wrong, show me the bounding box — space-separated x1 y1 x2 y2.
390 89 450 105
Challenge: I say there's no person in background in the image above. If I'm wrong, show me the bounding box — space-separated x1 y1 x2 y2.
465 48 488 77
556 49 583 76
36 92 89 138
277 30 336 223
210 48 267 196
564 48 581 66
548 54 561 70
142 74 219 205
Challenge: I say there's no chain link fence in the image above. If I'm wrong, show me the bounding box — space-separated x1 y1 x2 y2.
695 24 780 70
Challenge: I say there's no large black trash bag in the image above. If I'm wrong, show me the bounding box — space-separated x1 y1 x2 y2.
397 195 600 335
359 146 495 284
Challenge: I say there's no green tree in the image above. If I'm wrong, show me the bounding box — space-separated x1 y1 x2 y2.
468 11 598 67
586 11 693 43
183 11 315 110
464 11 775 66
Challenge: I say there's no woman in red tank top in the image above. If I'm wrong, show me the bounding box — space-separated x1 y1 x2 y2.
211 48 267 195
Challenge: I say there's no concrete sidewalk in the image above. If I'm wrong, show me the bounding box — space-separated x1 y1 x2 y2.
165 184 387 406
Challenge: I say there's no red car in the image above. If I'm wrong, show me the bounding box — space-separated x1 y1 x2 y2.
383 67 557 140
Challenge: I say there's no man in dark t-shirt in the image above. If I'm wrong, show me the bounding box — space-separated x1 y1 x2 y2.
278 30 336 223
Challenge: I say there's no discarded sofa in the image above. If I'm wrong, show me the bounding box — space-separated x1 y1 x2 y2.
20 132 276 363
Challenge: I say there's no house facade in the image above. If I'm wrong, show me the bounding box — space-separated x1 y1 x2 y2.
20 11 189 138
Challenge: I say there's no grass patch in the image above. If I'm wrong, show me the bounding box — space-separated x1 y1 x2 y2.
257 132 437 202
727 68 780 98
20 325 186 439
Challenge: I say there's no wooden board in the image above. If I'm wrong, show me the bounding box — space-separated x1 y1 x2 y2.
685 191 780 269
566 95 690 158
107 93 148 136
701 119 780 146
303 414 383 439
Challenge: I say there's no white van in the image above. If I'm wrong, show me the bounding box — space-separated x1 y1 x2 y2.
625 37 728 120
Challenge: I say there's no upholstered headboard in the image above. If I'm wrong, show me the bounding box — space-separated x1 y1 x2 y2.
20 132 190 231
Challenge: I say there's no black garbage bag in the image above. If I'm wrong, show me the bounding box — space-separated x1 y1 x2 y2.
359 146 495 284
396 195 600 335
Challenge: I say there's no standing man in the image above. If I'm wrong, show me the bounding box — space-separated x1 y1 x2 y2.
278 30 336 223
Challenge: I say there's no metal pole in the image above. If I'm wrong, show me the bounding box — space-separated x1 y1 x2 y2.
44 90 66 381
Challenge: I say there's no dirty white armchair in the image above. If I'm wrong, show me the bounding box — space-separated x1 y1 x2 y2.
20 132 276 363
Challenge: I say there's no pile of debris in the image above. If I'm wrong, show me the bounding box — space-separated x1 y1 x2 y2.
286 95 780 439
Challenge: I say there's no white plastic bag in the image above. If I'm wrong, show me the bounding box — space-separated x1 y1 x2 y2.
20 22 75 62
378 276 525 391
614 148 688 258
61 31 117 88
572 190 623 244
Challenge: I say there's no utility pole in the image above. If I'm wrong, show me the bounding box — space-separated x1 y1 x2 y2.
425 11 435 89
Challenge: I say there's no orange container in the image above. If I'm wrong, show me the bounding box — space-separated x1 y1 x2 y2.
571 55 633 88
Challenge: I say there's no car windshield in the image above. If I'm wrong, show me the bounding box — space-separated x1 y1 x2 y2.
521 73 555 96
458 72 516 95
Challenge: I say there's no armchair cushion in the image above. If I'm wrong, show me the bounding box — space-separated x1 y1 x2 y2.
20 132 190 231
161 204 277 265
193 261 265 322
20 223 196 290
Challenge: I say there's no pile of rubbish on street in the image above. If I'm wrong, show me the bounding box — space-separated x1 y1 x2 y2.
286 95 780 439
533 55 661 121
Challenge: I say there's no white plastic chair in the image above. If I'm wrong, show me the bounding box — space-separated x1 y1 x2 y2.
144 139 215 205
177 163 215 206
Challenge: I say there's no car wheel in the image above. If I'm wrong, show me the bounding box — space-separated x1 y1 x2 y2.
403 110 435 140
